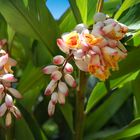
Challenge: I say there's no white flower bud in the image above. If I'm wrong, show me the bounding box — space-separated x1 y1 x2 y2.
5 112 12 127
58 93 65 105
0 103 7 117
94 12 106 22
7 88 23 99
51 70 62 81
43 65 58 74
51 92 58 104
5 94 13 108
44 80 57 96
48 101 55 116
1 74 17 82
11 106 21 119
58 81 68 96
53 55 65 65
64 74 76 88
64 63 73 74
57 39 69 54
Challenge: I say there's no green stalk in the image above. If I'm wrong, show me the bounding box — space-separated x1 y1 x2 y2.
96 0 104 12
74 71 87 140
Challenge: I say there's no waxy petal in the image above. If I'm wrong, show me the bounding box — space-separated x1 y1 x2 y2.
51 92 58 104
48 101 55 116
5 112 12 127
0 103 7 117
75 60 88 72
1 74 17 82
58 93 65 105
94 12 106 22
64 63 73 74
57 39 69 54
10 106 21 119
64 74 76 88
51 70 62 81
0 84 4 94
58 81 68 96
53 55 65 65
0 54 8 67
43 65 58 74
5 94 13 108
44 80 57 96
7 88 23 99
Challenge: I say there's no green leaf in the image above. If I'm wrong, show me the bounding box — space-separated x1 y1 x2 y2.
0 13 7 38
68 0 83 23
17 103 48 140
85 82 107 114
58 8 77 33
85 83 132 134
102 118 140 140
87 0 98 25
0 0 60 55
111 47 140 79
59 102 74 133
132 72 140 118
114 0 140 20
15 118 34 140
17 62 45 94
103 0 121 17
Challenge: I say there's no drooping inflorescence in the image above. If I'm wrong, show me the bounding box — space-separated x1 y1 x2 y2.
0 39 22 127
43 12 128 116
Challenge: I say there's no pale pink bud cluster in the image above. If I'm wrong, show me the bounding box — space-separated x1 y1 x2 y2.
0 39 22 127
43 55 76 116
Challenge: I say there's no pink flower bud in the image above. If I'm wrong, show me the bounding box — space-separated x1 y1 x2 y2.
64 63 73 74
1 74 17 82
0 103 7 117
44 80 57 96
94 12 106 22
48 101 55 116
74 24 87 33
5 112 12 127
51 92 58 104
5 94 13 108
64 74 76 88
0 84 4 94
0 54 8 67
8 58 17 66
58 93 65 105
57 39 69 54
58 81 68 96
43 65 58 74
51 70 62 81
53 55 65 65
7 88 23 99
11 106 21 119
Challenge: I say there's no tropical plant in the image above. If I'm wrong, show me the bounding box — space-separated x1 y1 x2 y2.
0 0 140 140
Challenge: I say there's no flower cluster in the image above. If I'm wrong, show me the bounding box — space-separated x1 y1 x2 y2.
43 12 128 116
43 55 76 116
0 39 22 127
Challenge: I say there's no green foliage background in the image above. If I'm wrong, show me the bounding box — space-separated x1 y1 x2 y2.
0 0 140 140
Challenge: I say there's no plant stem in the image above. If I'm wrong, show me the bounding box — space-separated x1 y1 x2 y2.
96 0 104 12
74 71 87 140
6 127 13 140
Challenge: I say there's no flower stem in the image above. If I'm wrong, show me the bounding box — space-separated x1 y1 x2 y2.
96 0 104 12
74 71 87 140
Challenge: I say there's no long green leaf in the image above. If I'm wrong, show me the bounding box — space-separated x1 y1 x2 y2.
0 0 60 55
85 83 132 134
114 0 140 20
132 72 140 118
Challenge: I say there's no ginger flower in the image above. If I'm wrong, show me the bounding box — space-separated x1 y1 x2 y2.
43 12 128 116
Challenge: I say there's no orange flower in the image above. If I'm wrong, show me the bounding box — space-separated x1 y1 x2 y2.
84 34 102 47
62 31 80 49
